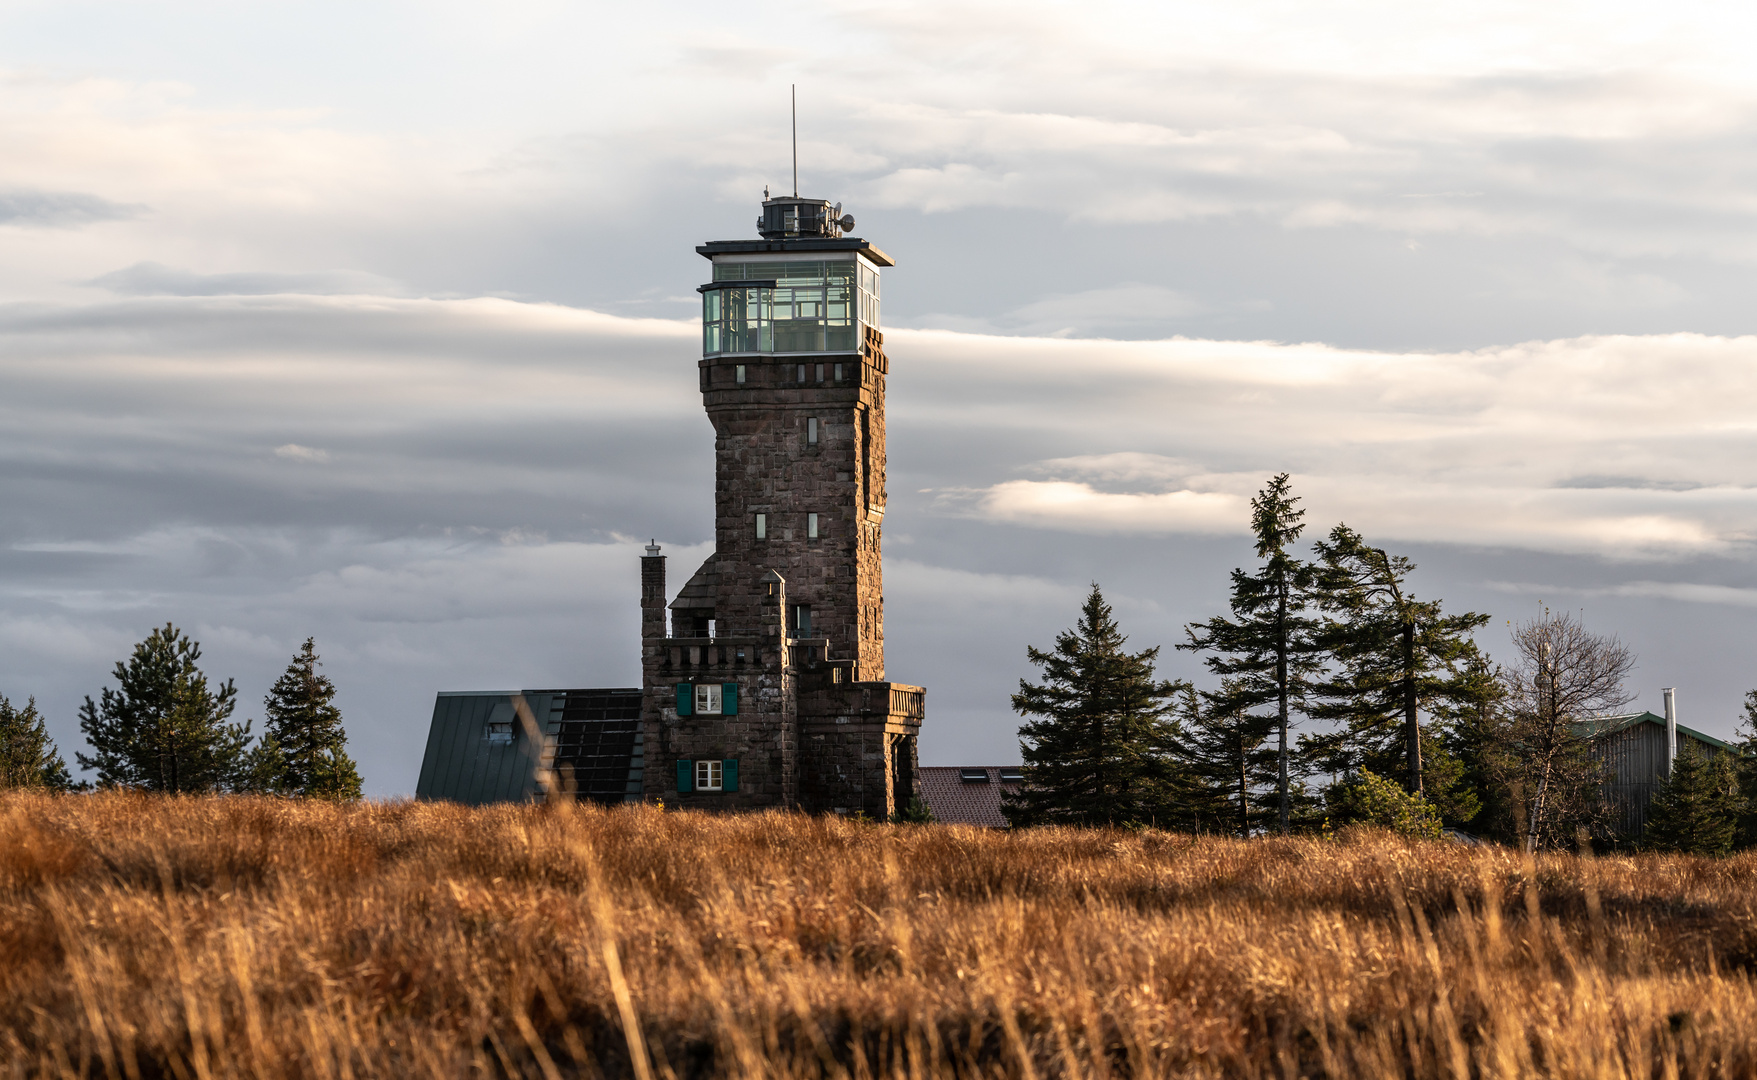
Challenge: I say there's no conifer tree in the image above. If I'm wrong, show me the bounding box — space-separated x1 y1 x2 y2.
257 638 362 799
1304 524 1491 815
1004 585 1187 828
0 693 73 790
1180 473 1322 833
1734 690 1757 849
76 623 253 792
1174 680 1279 836
1644 744 1740 856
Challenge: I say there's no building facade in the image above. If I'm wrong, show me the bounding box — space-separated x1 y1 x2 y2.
416 195 925 816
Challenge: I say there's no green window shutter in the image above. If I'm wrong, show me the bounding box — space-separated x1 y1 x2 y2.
676 759 694 793
676 683 693 716
722 759 739 793
722 682 738 715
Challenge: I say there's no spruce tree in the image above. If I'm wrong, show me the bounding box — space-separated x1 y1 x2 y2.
1180 474 1322 833
1734 690 1757 849
76 623 253 792
258 638 362 799
1175 680 1279 836
1644 744 1740 856
0 693 73 790
1004 585 1187 828
1304 524 1491 815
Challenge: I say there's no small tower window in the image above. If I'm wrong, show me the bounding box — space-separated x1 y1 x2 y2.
735 364 746 384
696 758 724 791
807 417 819 445
808 513 819 538
755 513 767 540
797 364 807 383
694 683 723 715
815 363 825 382
793 604 812 635
834 363 844 382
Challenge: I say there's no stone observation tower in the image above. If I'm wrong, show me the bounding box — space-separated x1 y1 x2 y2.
412 195 924 816
640 194 926 815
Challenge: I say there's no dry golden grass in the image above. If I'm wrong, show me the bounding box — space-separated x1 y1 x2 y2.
2 792 1755 1079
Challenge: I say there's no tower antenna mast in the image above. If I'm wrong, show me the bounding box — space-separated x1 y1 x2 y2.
792 84 798 197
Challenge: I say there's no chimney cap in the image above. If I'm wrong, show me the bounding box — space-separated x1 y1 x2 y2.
644 539 662 557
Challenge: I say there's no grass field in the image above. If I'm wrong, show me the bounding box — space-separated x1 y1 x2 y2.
2 792 1755 1078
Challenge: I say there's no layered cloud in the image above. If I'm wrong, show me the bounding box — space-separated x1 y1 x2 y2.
1 295 1754 784
5 3 1757 343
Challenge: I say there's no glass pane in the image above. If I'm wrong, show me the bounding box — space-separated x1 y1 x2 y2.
773 285 825 352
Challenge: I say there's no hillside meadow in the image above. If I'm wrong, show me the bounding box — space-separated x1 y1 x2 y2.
1 793 1754 1078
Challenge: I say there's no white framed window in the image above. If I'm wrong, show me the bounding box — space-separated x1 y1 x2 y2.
755 513 767 539
696 758 723 791
695 683 723 715
735 364 746 384
808 513 819 538
807 417 819 445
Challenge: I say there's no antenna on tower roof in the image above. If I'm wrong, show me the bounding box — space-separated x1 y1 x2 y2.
791 84 798 197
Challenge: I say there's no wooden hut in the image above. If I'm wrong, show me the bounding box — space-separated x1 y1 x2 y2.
1573 710 1732 836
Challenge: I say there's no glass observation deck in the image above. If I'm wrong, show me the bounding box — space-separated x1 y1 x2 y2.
701 257 879 357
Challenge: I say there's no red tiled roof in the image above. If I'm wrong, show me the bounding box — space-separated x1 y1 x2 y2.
919 766 1021 828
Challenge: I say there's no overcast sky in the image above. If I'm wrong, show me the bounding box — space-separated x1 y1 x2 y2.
3 1 1756 793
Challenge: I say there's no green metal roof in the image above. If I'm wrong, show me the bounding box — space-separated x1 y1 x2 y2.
1570 710 1735 751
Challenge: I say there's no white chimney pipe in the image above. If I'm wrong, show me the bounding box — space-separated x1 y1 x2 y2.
1663 687 1677 775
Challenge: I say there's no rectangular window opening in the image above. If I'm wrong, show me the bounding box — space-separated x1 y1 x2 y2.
807 417 819 445
793 604 813 635
735 364 746 384
815 363 825 383
696 758 723 791
487 721 514 744
694 683 723 715
834 363 844 382
808 512 819 539
797 364 807 383
755 513 767 540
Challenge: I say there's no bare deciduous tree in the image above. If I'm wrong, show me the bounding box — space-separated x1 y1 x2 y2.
1497 609 1634 850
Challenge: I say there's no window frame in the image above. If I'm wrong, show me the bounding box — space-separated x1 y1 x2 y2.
696 758 724 792
695 683 723 715
755 513 767 540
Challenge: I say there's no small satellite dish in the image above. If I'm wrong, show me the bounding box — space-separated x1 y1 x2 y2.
837 214 855 232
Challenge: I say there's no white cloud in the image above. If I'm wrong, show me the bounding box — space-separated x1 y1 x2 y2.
273 443 329 462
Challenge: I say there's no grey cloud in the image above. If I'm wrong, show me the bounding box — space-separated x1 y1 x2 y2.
0 190 144 228
86 262 406 297
2 298 1756 794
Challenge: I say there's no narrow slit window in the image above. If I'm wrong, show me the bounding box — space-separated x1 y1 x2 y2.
797 364 806 383
755 513 767 540
833 363 843 382
735 364 746 384
816 363 825 382
808 513 819 538
807 417 819 445
793 604 812 635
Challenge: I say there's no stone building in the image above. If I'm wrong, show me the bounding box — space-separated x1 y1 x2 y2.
415 194 926 816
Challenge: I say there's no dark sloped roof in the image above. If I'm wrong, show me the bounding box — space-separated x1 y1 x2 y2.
919 766 1022 828
1570 711 1734 751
